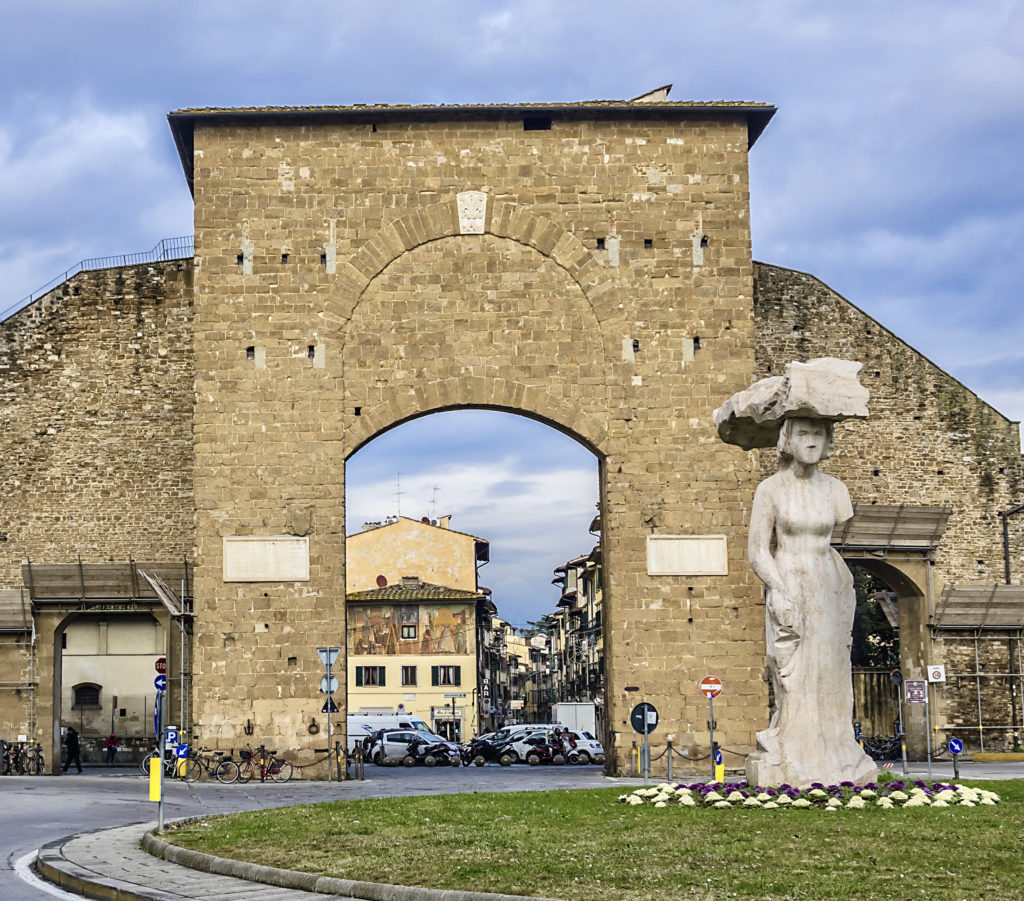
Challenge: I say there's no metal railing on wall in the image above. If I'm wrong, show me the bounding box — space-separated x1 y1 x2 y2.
0 235 194 323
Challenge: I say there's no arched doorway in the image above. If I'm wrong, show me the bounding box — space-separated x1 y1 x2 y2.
344 408 601 745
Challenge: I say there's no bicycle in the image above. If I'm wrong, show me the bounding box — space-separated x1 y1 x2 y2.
140 748 188 778
237 744 293 783
181 747 239 784
22 741 45 775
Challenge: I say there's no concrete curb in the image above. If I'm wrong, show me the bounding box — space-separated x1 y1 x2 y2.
144 828 566 901
36 831 185 901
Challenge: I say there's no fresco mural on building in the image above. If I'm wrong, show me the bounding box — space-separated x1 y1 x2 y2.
349 604 470 656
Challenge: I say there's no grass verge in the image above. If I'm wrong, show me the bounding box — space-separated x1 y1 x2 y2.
164 780 1024 900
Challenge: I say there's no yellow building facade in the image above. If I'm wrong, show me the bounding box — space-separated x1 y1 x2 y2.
346 517 491 740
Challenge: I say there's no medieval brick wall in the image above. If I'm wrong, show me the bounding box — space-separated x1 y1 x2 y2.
188 109 767 769
754 262 1023 750
0 262 194 744
0 262 196 583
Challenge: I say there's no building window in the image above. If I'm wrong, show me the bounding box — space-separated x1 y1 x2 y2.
431 665 461 686
401 665 417 686
355 666 386 687
72 683 101 708
401 624 417 640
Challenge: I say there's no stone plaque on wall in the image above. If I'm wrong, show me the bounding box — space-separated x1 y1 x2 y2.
222 536 310 582
646 535 728 576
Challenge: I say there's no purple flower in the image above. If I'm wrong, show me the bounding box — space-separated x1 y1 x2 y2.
826 785 841 794
765 788 778 797
779 784 793 792
851 786 864 793
865 782 878 790
811 782 825 790
785 787 801 798
840 781 854 788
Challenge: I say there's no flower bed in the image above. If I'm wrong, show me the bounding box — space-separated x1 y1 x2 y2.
618 779 1001 810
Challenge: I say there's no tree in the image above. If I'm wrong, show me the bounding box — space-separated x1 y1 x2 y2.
850 566 900 669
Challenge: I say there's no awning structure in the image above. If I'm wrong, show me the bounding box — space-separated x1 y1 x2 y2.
22 559 192 604
833 504 951 552
932 584 1024 630
0 588 30 631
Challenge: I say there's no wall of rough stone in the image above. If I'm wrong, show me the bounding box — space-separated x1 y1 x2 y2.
0 262 196 584
753 262 1023 749
0 635 33 741
189 110 767 771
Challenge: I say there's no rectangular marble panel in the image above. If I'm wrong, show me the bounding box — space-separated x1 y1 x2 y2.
223 536 310 582
647 535 728 576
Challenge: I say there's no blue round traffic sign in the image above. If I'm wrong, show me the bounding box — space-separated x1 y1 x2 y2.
948 737 963 755
154 674 167 691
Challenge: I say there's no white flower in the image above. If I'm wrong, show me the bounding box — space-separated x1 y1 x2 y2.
792 798 812 809
877 798 894 809
931 799 949 808
641 788 659 798
676 787 693 796
888 790 908 801
859 789 877 798
824 806 837 812
756 792 773 802
618 794 629 802
654 801 667 808
763 801 779 809
934 790 955 802
713 800 732 809
847 797 866 809
808 788 828 799
679 795 696 807
743 797 761 808
652 793 671 804
704 791 723 802
826 798 842 808
980 798 998 806
959 800 976 807
775 794 792 806
726 791 745 802
626 795 644 806
904 797 929 807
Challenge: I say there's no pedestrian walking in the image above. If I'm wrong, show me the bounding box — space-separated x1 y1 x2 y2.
105 732 118 764
62 726 83 774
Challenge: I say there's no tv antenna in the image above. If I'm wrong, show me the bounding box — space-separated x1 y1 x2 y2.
429 485 441 519
395 472 404 517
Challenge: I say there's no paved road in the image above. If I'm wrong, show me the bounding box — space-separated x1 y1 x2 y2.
0 762 622 899
2 759 1021 899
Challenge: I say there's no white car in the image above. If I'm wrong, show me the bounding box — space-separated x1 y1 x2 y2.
565 729 605 764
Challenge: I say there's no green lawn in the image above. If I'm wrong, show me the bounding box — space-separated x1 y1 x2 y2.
164 781 1024 900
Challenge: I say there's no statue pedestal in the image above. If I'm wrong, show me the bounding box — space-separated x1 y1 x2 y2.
746 749 877 789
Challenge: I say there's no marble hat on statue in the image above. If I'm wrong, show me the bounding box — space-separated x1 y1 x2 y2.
713 357 869 450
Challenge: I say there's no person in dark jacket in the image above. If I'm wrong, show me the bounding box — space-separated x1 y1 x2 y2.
62 727 82 774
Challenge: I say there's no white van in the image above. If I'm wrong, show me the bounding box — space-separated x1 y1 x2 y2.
347 712 434 752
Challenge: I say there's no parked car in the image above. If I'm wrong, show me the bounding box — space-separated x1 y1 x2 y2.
565 729 605 764
367 728 459 766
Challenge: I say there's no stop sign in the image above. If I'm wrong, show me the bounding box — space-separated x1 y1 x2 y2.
155 657 167 674
699 675 722 698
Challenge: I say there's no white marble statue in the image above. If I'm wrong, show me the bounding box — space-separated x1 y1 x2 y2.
714 359 876 787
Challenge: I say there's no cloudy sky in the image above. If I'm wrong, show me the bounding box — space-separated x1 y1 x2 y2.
2 1 1021 624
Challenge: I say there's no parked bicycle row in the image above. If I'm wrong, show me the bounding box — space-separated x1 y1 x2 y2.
139 743 294 783
0 739 45 775
360 723 606 768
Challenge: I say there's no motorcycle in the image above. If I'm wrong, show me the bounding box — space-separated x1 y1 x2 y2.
402 736 460 767
461 736 511 767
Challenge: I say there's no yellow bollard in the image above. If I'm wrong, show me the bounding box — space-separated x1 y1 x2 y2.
148 757 160 802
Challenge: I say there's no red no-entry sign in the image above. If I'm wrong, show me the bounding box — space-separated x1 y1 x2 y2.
699 675 723 698
155 657 167 674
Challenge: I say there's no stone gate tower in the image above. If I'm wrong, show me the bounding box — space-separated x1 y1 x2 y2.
168 96 777 771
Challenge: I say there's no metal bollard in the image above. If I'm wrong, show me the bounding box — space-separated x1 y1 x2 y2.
335 741 343 782
667 738 673 781
630 741 638 777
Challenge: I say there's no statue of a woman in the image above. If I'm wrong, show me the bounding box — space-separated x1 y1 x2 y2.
745 417 875 787
714 358 876 787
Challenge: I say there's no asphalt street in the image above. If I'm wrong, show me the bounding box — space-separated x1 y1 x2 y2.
0 762 622 899
1 759 1021 899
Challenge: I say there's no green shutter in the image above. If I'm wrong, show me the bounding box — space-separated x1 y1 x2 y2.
453 665 461 686
355 667 363 687
431 666 439 686
379 666 386 687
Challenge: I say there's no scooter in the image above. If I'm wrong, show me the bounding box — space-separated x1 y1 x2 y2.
403 736 459 767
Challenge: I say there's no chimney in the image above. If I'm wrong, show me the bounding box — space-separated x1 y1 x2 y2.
438 515 451 529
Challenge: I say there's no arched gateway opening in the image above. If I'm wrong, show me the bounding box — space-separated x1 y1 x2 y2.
344 409 600 746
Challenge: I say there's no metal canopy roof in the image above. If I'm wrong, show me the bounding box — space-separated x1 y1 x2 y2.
832 504 952 552
932 584 1024 630
22 560 193 603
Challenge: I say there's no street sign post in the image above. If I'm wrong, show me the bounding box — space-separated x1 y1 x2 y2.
928 665 946 683
630 702 658 784
905 680 932 778
699 675 723 781
316 647 341 781
949 736 963 780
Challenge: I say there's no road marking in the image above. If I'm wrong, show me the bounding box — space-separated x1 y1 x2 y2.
14 851 85 899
